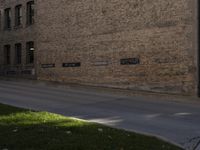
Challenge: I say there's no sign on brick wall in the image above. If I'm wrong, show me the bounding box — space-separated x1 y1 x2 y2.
120 58 140 65
93 61 109 66
63 62 81 67
41 64 55 68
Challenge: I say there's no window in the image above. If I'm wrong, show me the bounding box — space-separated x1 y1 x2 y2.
27 1 34 25
15 5 22 26
4 8 11 29
26 41 34 64
15 43 22 64
4 45 11 65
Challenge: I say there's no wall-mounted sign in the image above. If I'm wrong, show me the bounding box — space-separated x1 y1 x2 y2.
63 62 81 67
120 58 140 65
93 61 109 66
41 64 55 68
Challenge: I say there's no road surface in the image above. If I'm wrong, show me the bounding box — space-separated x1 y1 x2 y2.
0 79 200 150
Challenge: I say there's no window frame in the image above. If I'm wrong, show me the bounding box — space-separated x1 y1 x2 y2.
15 43 22 65
4 8 11 30
26 41 34 64
26 1 34 25
4 45 11 65
15 5 22 27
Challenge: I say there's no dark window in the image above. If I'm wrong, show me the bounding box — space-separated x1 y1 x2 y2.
27 1 34 25
26 41 34 64
4 45 11 65
15 5 22 26
4 8 11 29
15 43 22 64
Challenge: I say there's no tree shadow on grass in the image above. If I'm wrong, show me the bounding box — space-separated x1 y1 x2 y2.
0 103 30 116
0 117 183 150
0 104 183 150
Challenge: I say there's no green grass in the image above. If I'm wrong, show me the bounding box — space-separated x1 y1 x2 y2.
0 103 183 150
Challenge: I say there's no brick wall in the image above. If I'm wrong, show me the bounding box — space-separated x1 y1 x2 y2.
36 0 197 95
0 0 198 95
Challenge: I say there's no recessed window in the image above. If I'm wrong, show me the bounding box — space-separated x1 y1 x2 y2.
15 43 22 64
27 1 34 25
26 41 34 64
4 8 11 29
4 45 11 65
15 5 22 26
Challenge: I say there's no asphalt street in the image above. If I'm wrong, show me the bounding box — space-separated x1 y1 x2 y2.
0 79 200 150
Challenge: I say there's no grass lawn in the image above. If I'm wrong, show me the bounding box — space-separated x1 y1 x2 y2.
0 103 183 150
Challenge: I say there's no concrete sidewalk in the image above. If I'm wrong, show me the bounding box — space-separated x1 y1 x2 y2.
0 79 200 150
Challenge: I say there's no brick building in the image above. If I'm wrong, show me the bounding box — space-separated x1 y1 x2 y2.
0 0 199 96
